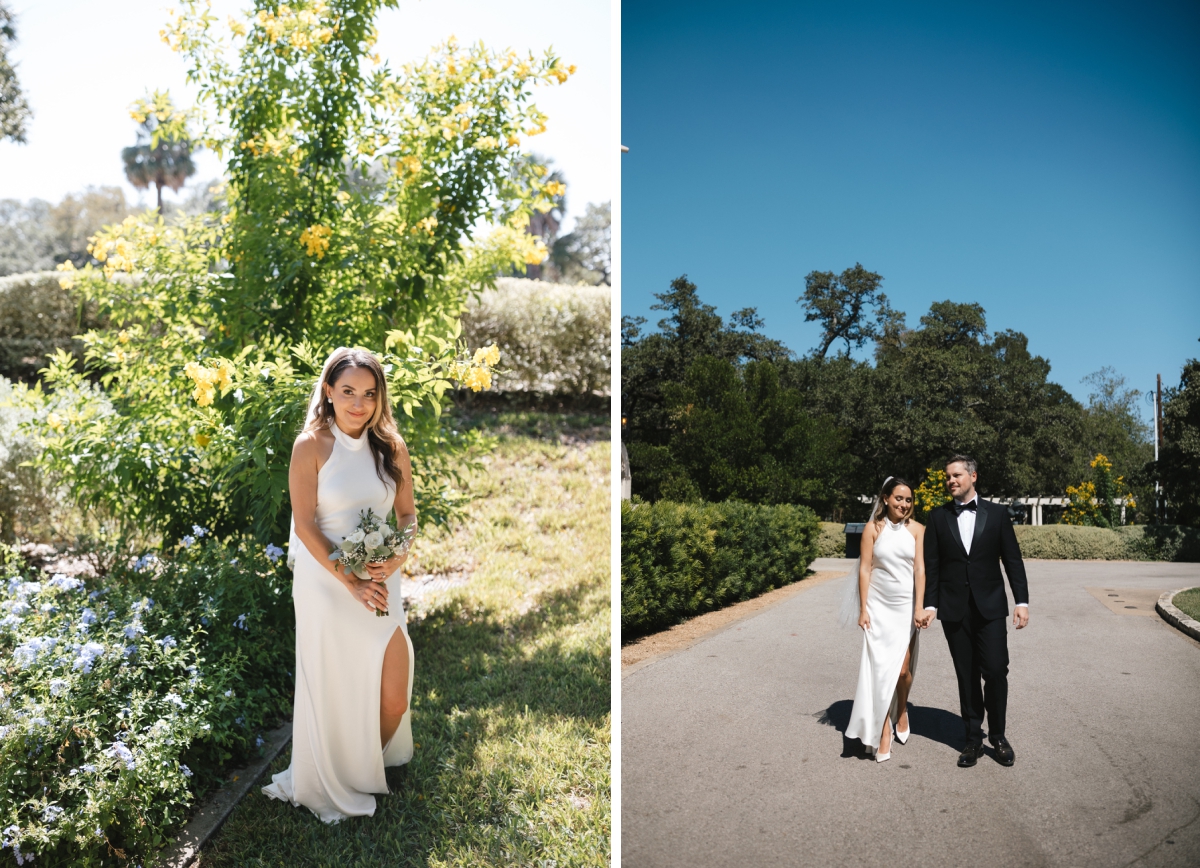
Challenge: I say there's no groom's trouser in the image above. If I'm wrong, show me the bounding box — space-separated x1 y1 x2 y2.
941 592 1009 745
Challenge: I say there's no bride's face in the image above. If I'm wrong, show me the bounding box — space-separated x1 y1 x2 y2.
885 486 913 521
325 365 379 434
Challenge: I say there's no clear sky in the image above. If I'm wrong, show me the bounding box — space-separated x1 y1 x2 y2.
0 0 611 233
622 0 1200 410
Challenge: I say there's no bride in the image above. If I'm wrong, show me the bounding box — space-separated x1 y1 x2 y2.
844 477 926 762
263 347 417 822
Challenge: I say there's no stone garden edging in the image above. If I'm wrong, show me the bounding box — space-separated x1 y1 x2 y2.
154 720 293 868
1156 588 1200 643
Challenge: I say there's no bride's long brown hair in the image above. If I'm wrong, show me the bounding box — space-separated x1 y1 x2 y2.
303 347 406 491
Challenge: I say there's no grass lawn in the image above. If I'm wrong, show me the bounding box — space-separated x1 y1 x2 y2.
196 410 610 867
1173 587 1200 622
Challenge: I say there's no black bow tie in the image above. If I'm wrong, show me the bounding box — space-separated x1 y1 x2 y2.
953 500 978 515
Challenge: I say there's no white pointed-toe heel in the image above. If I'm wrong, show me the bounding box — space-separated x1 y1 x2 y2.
875 749 891 763
895 724 910 745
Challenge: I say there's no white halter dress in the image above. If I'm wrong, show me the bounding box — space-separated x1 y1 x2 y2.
845 518 920 749
263 422 414 822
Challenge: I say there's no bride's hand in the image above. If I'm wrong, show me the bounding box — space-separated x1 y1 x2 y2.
858 609 871 631
343 576 389 613
365 553 407 582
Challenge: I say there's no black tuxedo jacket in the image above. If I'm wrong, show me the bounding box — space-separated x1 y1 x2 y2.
922 498 1029 622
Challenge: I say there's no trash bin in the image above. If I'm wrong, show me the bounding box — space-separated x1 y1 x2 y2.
844 522 866 559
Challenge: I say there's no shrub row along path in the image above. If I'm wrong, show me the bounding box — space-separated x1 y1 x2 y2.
622 558 1200 868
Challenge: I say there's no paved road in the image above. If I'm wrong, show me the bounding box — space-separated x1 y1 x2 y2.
622 560 1200 868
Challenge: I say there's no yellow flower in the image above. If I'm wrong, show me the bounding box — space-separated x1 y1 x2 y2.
195 433 212 447
464 366 492 392
542 181 566 198
299 224 333 259
507 134 520 147
56 261 77 290
216 359 235 389
118 330 131 344
473 345 500 367
46 413 65 433
229 16 247 36
193 384 215 407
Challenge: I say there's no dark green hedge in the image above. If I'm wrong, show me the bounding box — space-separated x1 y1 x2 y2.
1014 524 1200 561
621 499 819 639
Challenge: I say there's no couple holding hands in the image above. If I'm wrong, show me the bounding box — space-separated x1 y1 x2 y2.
843 455 1030 766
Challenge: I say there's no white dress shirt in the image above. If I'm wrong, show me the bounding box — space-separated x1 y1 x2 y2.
925 494 1027 612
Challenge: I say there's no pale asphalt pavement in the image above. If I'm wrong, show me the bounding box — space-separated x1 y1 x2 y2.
621 559 1200 868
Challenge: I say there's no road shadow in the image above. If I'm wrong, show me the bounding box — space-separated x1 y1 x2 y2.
814 700 965 758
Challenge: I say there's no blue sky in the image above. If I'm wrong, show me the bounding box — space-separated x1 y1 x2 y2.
621 0 1200 411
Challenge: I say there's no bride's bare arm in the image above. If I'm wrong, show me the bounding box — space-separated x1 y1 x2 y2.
364 440 417 581
911 523 928 628
857 521 877 631
289 432 346 580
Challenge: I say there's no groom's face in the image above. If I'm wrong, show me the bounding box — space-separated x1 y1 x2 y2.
945 462 977 501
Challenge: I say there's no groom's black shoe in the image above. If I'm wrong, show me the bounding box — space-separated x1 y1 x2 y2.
991 737 1015 766
957 742 986 768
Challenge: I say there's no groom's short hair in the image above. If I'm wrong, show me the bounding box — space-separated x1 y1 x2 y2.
946 454 977 475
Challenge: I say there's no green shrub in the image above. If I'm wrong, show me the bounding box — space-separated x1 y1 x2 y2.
460 278 610 395
1013 524 1200 561
816 522 846 557
0 538 293 866
621 499 819 638
0 272 105 383
0 376 111 543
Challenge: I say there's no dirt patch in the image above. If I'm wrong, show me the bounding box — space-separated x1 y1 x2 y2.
621 569 849 672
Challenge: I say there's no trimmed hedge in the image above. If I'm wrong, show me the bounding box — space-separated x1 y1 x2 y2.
1014 524 1200 562
621 499 819 639
460 277 610 395
816 522 846 557
0 272 105 383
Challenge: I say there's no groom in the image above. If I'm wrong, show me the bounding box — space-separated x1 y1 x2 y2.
918 455 1029 768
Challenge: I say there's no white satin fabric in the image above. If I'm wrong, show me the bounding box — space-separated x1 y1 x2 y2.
264 422 414 823
845 518 920 749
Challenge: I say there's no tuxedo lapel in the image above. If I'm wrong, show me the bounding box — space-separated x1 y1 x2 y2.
970 498 989 559
943 505 968 557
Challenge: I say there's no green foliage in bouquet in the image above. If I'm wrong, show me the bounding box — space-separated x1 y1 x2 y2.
0 538 293 867
27 0 573 547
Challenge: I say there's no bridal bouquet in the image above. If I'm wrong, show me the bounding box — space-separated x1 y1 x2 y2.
329 509 417 616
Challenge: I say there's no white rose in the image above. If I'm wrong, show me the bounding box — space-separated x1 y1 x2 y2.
346 530 366 545
364 531 384 549
380 524 394 538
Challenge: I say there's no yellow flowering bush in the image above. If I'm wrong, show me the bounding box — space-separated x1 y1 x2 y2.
29 0 568 545
913 467 951 520
1063 454 1135 528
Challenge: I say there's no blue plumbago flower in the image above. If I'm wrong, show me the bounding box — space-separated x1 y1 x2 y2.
94 826 103 837
122 645 136 658
15 581 42 598
234 614 248 630
42 805 64 823
39 602 57 614
47 574 83 591
181 535 196 548
7 601 30 617
30 717 49 727
229 558 238 565
123 621 145 640
199 616 209 626
157 635 178 649
14 636 57 668
73 642 106 673
83 763 96 773
0 614 21 629
224 689 234 698
105 741 136 770
181 764 193 777
132 553 157 572
256 735 265 748
193 525 209 537
164 693 185 708
79 608 98 627
264 543 284 563
0 726 10 739
48 678 68 697
235 716 244 726
131 597 154 614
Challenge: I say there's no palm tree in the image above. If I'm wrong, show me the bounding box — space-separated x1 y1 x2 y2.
121 105 196 212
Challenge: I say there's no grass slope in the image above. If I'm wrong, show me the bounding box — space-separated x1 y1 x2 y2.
196 411 610 867
1173 587 1200 622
